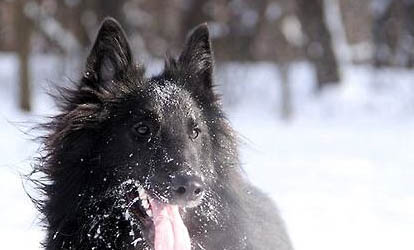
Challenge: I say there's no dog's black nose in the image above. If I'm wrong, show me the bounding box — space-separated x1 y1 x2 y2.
172 175 204 202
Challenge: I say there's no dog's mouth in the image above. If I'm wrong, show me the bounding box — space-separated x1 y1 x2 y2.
127 185 153 220
126 183 192 250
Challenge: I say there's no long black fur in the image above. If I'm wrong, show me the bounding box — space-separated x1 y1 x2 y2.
30 18 293 250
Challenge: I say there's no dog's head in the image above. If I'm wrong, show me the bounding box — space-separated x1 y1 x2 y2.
39 18 238 249
82 18 215 206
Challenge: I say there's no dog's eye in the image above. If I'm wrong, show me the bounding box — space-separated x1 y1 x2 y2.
133 122 151 137
190 127 201 140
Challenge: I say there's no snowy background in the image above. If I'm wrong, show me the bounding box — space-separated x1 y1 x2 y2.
1 54 413 250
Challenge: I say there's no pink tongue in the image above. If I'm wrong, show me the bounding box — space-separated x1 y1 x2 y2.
150 199 191 250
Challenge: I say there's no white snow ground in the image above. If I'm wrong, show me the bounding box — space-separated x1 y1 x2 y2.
0 55 413 250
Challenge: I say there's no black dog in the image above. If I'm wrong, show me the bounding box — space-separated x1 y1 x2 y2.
32 18 293 250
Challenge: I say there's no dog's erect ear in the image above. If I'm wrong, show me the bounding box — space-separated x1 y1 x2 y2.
85 18 133 87
179 23 214 93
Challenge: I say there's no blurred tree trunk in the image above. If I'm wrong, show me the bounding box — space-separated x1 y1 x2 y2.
279 63 292 120
373 0 401 67
95 0 127 28
15 0 32 112
295 0 340 90
373 0 414 67
404 0 414 67
182 0 209 37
